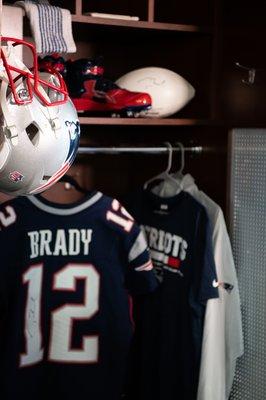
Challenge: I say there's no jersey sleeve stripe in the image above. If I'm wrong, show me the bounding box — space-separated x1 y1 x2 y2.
134 260 153 272
128 231 148 262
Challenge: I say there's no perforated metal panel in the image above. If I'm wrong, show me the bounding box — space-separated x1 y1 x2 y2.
229 129 266 400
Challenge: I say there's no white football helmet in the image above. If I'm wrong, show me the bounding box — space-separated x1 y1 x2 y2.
0 37 80 196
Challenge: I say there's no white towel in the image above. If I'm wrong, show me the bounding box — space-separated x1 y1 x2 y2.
16 0 76 54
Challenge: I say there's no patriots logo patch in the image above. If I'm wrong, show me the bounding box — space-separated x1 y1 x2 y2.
65 121 80 140
9 171 24 182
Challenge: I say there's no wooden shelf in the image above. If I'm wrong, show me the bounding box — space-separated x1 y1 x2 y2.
79 117 266 127
79 117 214 126
72 14 212 34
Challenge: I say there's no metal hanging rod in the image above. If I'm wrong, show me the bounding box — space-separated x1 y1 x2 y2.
77 146 203 155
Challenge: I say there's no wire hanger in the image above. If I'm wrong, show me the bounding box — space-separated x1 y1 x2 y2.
59 174 88 194
235 62 257 86
172 142 185 179
143 142 182 192
150 142 186 197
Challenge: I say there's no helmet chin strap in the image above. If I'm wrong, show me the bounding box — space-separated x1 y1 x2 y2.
0 78 19 144
36 73 62 131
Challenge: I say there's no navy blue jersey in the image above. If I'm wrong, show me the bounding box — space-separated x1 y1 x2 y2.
0 192 157 400
124 189 219 400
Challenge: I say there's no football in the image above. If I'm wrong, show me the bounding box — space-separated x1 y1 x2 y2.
116 67 195 118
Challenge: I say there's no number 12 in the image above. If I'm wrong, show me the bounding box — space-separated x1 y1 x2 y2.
20 263 100 367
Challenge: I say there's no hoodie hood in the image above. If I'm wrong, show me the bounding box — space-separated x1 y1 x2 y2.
151 173 199 198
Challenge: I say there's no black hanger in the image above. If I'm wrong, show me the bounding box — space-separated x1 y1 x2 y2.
59 174 88 194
